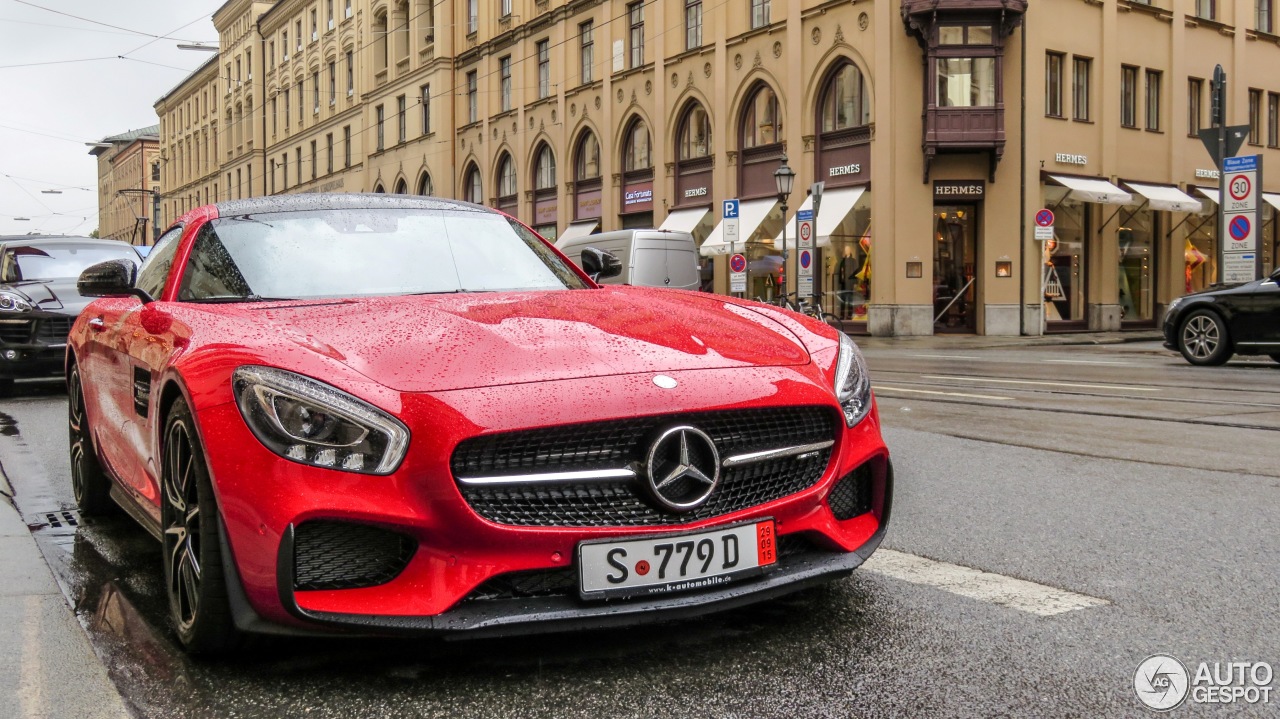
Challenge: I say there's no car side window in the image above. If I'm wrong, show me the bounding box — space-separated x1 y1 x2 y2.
135 226 184 300
177 224 252 301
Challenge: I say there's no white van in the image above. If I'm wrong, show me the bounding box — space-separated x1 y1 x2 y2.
555 229 700 290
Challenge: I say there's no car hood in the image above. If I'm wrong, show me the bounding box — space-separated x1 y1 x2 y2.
4 279 86 314
238 288 811 392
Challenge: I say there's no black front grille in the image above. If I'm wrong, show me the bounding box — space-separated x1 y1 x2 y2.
453 407 837 528
462 533 826 603
34 317 73 343
828 464 874 521
0 320 32 344
293 521 417 591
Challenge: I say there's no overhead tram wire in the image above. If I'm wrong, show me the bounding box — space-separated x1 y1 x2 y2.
9 0 212 44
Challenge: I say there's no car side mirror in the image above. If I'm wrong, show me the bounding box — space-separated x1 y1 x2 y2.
580 247 622 282
78 259 152 303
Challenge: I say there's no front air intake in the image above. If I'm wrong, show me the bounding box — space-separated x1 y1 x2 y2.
827 463 874 521
293 521 416 591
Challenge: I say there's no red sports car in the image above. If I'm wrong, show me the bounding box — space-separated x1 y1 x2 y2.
67 195 891 654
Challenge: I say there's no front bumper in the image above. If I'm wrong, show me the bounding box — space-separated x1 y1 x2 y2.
0 313 74 379
196 365 892 636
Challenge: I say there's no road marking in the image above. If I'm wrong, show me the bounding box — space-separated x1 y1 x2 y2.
863 549 1109 617
1041 359 1137 366
875 386 1012 401
923 375 1161 392
910 354 981 360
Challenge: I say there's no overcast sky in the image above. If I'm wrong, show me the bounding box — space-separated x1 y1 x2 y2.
0 0 222 237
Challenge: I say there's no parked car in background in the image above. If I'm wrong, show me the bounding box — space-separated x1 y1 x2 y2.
1163 266 1280 365
0 236 141 392
555 229 701 290
66 195 890 654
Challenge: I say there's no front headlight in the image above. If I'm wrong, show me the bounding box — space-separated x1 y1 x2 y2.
0 291 32 312
1165 296 1185 316
834 333 873 427
233 366 409 474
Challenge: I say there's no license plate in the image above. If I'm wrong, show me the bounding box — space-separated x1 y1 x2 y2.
577 520 777 600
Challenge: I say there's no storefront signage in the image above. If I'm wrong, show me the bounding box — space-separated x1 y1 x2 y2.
535 198 557 225
828 163 862 178
301 177 346 193
622 181 653 213
1195 168 1220 179
817 141 870 188
576 188 602 220
1055 153 1088 166
684 187 708 199
933 180 985 201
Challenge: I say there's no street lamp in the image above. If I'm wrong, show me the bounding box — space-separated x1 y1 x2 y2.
774 155 795 301
177 44 219 52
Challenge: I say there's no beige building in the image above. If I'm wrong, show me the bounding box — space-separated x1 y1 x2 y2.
155 55 222 217
90 126 160 245
156 0 1280 335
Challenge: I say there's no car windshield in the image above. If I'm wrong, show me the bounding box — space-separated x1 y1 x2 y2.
178 208 588 302
5 244 139 281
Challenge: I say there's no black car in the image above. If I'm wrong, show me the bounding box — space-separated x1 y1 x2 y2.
0 236 142 392
1163 266 1280 365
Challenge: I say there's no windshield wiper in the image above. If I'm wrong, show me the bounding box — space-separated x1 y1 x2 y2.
406 289 496 296
187 295 294 304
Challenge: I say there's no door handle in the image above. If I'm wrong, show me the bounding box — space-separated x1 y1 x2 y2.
87 317 106 332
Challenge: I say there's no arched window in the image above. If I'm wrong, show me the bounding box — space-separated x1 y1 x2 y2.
417 171 433 195
394 178 408 194
574 131 601 181
678 102 712 160
741 84 782 149
373 11 388 72
372 182 385 193
622 118 652 171
497 153 517 198
821 63 871 131
463 164 483 204
534 144 556 190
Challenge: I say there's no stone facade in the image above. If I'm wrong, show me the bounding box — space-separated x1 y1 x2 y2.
90 127 160 245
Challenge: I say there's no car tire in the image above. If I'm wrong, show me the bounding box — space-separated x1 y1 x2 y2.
161 397 241 655
1178 309 1232 366
68 365 117 515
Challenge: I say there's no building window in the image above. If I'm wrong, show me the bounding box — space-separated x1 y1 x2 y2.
418 172 433 195
497 154 517 199
1144 70 1161 131
271 96 278 135
678 102 712 159
397 95 406 143
281 31 288 61
283 88 290 128
269 41 275 68
684 0 702 50
328 61 336 105
313 71 320 113
151 162 160 182
468 0 479 33
464 165 483 204
575 131 601 180
579 22 594 83
270 160 276 193
236 57 242 82
623 119 652 171
346 51 354 96
311 140 317 179
751 0 770 29
311 9 318 41
343 125 351 167
1196 0 1215 19
467 71 478 123
1045 52 1064 118
500 56 512 111
535 144 556 189
1269 92 1279 147
937 58 996 107
628 2 644 68
821 63 870 131
1250 88 1263 144
1072 57 1091 121
328 0 334 29
500 0 512 17
296 147 302 185
741 84 782 148
345 0 352 19
297 80 304 122
1120 65 1138 128
326 133 333 173
1258 0 1275 32
537 40 550 99
1189 78 1203 136
376 104 385 150
421 84 431 134
296 20 303 51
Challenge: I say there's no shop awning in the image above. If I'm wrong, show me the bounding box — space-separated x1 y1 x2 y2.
1194 187 1220 207
1265 193 1280 211
773 186 867 250
1123 182 1202 213
699 198 778 257
659 206 711 234
554 220 600 247
1046 174 1132 205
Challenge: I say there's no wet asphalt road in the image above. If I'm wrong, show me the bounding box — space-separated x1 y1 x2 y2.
1 342 1278 718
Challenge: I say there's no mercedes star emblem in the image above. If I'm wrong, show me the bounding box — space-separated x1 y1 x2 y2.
644 426 720 512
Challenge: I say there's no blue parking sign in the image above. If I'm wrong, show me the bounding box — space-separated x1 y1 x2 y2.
723 199 739 219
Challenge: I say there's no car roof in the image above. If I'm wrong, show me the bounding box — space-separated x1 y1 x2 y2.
212 193 495 217
0 236 135 249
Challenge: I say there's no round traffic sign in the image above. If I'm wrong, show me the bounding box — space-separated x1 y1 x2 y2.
799 222 812 243
1035 209 1055 227
729 253 747 273
799 250 812 269
1229 174 1251 201
1228 215 1251 241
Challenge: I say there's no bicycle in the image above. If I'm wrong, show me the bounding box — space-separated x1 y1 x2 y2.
753 292 841 327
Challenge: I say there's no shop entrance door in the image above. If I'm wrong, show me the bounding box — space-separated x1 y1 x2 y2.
933 204 978 332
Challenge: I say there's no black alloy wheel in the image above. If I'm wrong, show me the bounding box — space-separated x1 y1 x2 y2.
161 397 239 654
68 365 116 515
1178 309 1232 366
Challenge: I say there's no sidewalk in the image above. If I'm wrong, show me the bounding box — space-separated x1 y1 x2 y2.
0 473 130 719
852 330 1165 351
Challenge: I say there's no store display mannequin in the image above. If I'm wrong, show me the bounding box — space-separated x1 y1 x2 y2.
836 245 857 319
